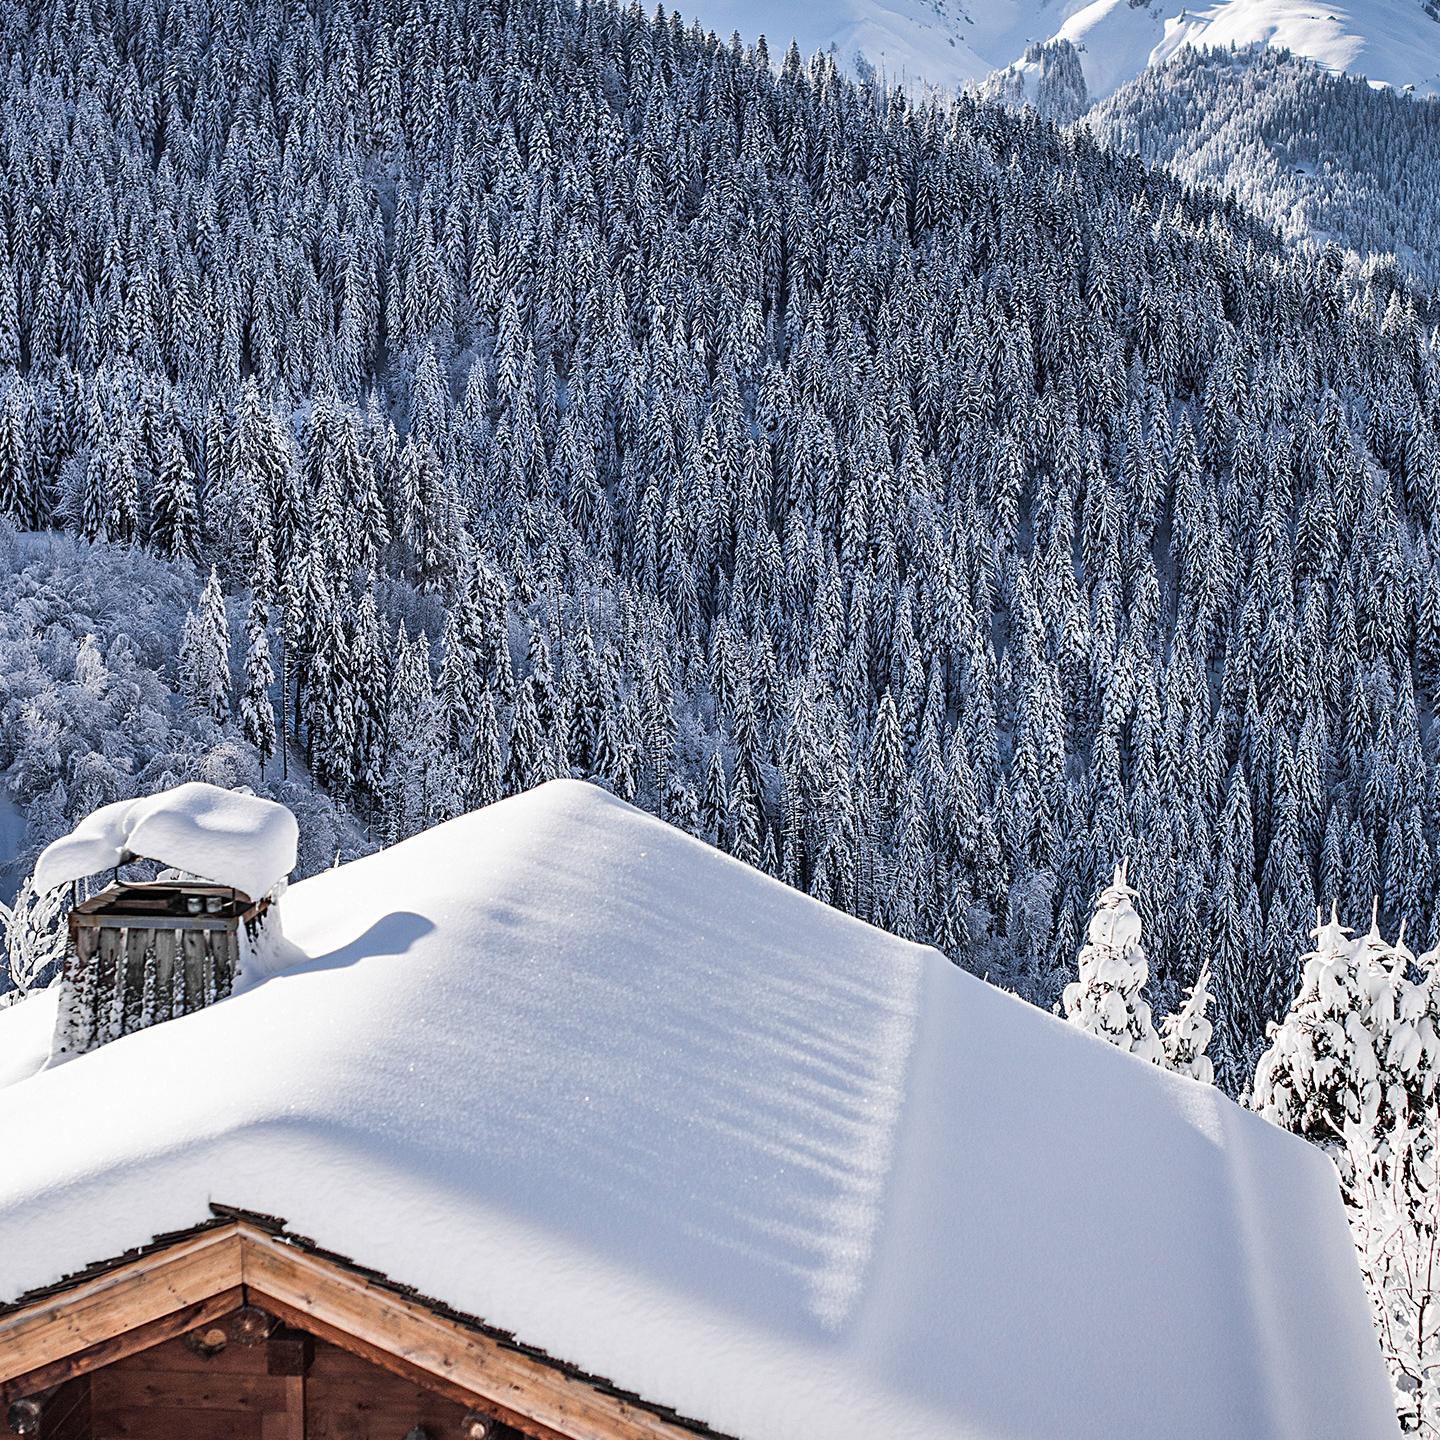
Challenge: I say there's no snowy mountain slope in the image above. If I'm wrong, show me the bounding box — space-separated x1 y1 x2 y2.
1087 44 1440 285
0 782 1397 1440
693 0 1440 99
1036 0 1440 100
691 0 991 92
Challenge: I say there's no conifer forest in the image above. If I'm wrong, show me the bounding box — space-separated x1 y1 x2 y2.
0 0 1439 1108
6 0 1440 1425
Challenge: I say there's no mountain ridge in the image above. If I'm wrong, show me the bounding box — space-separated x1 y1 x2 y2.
686 0 1440 100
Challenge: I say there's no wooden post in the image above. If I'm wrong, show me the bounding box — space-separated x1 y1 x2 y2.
181 929 208 1015
153 929 177 1022
70 927 101 1054
96 927 124 1044
260 1375 305 1440
216 928 238 1001
124 928 148 1030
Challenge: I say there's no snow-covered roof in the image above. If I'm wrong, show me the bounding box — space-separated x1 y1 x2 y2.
32 782 297 901
0 781 1397 1439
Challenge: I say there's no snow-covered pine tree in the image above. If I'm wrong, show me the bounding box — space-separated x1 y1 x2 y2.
1161 962 1215 1084
1063 860 1165 1064
179 566 231 725
701 750 729 847
730 766 762 868
1257 910 1440 1431
151 431 201 566
467 689 503 811
1252 906 1391 1156
0 378 33 527
348 586 390 813
504 676 552 796
240 589 277 775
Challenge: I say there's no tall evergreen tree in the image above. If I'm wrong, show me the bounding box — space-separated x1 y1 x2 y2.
179 567 231 725
240 590 278 774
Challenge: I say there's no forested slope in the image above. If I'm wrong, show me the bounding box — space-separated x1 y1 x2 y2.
1 0 1438 1087
0 529 367 904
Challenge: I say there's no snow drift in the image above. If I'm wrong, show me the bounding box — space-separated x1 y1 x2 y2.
0 781 1398 1439
32 782 298 901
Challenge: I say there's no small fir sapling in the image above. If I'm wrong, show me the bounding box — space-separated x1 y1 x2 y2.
1063 860 1165 1065
1161 961 1215 1084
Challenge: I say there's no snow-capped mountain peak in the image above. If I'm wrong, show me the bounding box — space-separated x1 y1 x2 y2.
689 0 1440 99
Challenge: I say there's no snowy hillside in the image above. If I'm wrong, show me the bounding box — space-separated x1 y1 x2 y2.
694 0 1440 99
0 781 1397 1439
1000 0 1440 101
1087 44 1440 286
14 0 1440 1091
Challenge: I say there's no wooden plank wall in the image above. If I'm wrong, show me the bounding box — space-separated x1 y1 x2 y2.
56 922 238 1056
36 1377 91 1440
78 1314 515 1440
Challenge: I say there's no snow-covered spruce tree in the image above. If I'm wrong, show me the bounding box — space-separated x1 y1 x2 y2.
0 872 68 1003
1161 962 1215 1084
0 378 34 528
179 566 231 725
240 589 277 776
1063 861 1164 1064
467 690 503 812
1252 907 1393 1157
1396 953 1440 1138
1255 909 1440 1431
150 432 200 566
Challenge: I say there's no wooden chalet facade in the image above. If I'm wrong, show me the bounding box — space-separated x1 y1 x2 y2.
0 1210 728 1440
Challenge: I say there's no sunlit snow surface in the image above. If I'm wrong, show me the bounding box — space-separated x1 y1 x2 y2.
33 781 298 902
690 0 1440 99
0 782 1398 1438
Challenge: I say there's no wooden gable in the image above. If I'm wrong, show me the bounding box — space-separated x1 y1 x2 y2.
34 1315 481 1440
0 1216 727 1440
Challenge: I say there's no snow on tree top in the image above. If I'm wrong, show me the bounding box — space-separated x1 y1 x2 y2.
0 782 1397 1439
32 782 298 901
1085 858 1144 950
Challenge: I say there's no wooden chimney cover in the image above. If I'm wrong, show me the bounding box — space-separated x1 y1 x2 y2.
52 883 269 1059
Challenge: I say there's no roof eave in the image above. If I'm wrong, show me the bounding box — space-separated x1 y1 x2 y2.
0 1206 734 1440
